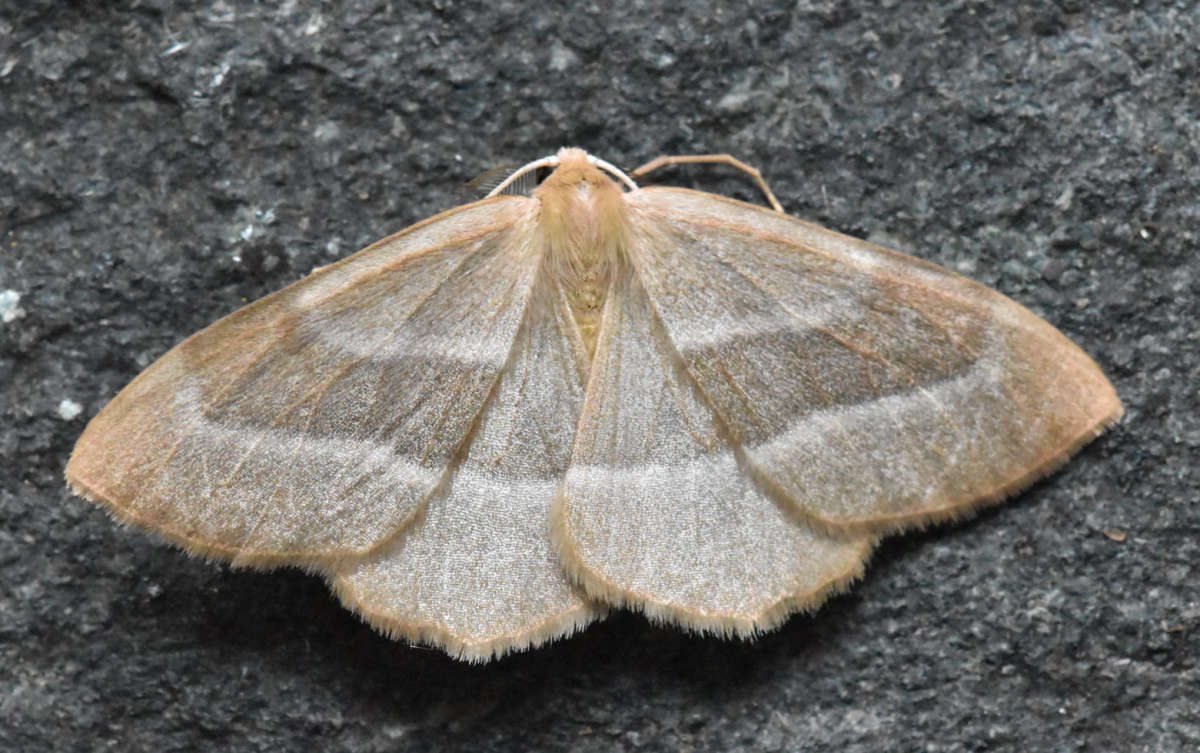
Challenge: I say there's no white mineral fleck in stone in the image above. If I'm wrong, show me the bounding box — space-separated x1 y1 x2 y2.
57 398 83 421
0 290 25 323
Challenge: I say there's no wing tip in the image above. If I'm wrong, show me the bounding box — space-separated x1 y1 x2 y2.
806 393 1125 538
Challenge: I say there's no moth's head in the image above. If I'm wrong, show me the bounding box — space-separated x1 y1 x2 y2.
535 148 623 201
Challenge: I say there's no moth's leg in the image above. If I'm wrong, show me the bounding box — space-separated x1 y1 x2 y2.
629 154 784 213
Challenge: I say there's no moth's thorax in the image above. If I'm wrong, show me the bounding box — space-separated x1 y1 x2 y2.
534 149 630 359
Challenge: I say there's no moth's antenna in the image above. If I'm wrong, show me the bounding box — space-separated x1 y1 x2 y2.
486 155 561 198
486 152 641 198
587 154 639 192
465 163 524 198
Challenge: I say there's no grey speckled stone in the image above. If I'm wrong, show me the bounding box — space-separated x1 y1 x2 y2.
2 1 1196 751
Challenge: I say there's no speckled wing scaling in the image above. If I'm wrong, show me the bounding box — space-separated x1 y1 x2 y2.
550 162 1121 633
67 198 543 569
332 278 601 661
620 187 1122 535
553 267 871 633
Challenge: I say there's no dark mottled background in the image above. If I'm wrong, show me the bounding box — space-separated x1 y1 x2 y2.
2 1 1196 751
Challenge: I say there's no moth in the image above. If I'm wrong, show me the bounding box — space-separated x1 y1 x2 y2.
67 149 1122 661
